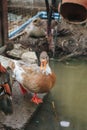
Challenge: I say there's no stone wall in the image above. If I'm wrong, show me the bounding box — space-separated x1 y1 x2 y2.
8 0 49 7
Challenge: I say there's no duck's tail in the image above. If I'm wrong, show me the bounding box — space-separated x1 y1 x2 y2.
0 63 6 73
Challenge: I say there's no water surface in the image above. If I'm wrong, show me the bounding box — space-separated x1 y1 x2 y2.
51 59 87 129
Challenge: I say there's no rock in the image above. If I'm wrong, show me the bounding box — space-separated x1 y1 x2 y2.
0 45 7 54
21 51 38 64
6 44 29 59
6 43 38 63
24 18 46 38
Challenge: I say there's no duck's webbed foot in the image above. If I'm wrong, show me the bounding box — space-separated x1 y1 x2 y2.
31 93 43 104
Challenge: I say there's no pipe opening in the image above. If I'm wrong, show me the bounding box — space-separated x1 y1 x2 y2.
60 3 87 22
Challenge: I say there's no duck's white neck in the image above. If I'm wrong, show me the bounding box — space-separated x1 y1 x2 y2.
44 63 52 75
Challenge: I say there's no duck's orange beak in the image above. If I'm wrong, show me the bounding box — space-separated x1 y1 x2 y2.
40 59 47 70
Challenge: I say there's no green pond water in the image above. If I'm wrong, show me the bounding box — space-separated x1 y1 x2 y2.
51 59 87 129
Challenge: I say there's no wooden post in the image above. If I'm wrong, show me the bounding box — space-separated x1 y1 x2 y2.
0 0 8 47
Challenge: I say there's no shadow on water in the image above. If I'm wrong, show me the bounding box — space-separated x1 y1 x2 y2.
25 59 87 130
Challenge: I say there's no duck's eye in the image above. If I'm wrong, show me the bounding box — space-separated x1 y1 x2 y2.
46 56 48 59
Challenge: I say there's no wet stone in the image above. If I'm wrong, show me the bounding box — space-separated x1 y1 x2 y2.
0 55 46 130
0 81 46 130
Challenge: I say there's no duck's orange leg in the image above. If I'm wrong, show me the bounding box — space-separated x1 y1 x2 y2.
31 93 43 104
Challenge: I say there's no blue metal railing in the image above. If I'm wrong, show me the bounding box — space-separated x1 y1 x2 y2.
9 11 61 39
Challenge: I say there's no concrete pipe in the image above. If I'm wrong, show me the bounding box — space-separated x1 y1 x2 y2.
59 0 87 22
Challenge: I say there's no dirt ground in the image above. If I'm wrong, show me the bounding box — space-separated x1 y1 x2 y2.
7 5 87 62
54 19 87 60
12 19 87 62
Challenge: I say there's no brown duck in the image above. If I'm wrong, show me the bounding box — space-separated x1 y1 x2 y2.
9 51 56 104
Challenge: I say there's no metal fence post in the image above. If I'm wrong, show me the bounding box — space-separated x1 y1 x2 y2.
0 0 8 46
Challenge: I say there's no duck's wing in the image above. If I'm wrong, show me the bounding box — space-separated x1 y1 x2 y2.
19 62 41 74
